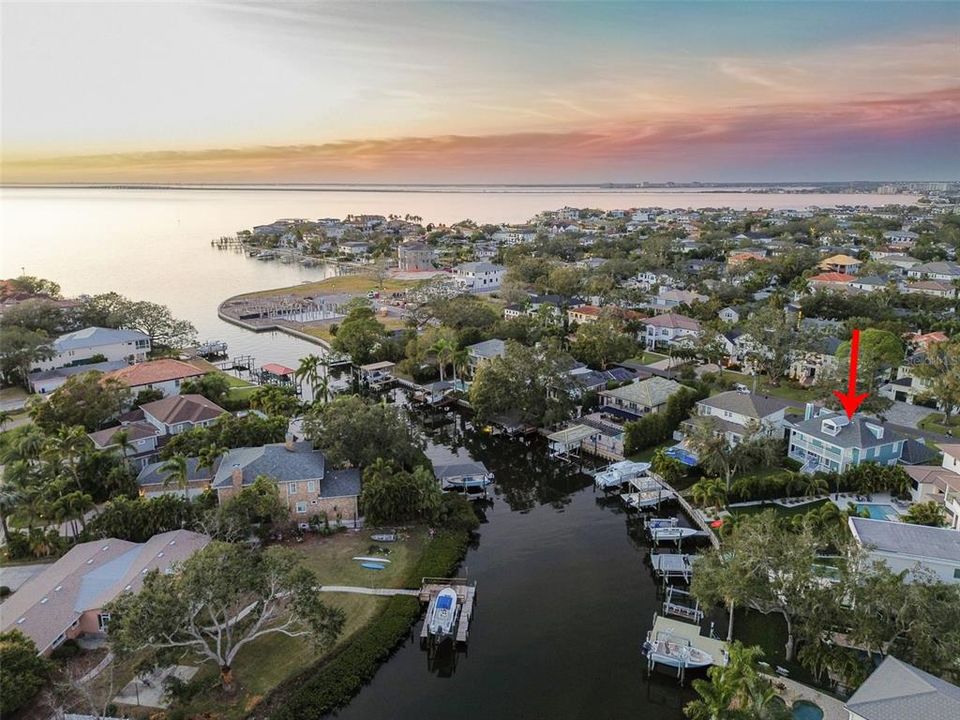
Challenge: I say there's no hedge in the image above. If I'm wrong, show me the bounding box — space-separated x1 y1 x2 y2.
259 529 470 719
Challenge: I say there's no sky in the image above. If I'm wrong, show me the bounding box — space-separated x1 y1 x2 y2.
1 0 958 184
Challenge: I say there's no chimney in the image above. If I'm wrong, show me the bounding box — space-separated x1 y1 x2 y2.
285 434 295 451
804 402 816 421
231 464 243 489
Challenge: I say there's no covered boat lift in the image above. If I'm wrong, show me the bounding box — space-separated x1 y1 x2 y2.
547 424 602 462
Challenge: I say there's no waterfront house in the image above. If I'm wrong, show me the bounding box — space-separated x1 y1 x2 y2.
685 391 791 444
643 313 702 350
465 338 506 374
0 530 210 656
844 655 960 720
29 359 128 395
397 240 437 271
212 440 361 524
101 358 205 397
787 406 906 474
453 262 505 291
598 376 686 420
848 517 960 585
31 326 151 372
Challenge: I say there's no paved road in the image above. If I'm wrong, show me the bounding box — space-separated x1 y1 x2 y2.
0 562 49 592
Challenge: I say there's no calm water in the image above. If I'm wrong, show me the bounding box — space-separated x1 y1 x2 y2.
0 186 914 366
322 407 702 720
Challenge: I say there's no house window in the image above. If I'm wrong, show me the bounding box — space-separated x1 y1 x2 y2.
295 501 307 514
954 568 960 579
288 482 298 495
307 481 316 493
98 613 111 630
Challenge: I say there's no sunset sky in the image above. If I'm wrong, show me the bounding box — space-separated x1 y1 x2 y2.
2 1 958 183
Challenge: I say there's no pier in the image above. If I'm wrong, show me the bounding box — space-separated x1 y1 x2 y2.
644 614 729 684
418 577 477 644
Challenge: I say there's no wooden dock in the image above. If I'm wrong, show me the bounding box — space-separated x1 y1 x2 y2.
648 615 728 669
418 578 477 644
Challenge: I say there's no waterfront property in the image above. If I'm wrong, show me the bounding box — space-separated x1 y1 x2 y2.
28 358 128 395
848 516 960 584
31 326 151 372
599 376 687 420
396 240 437 271
212 439 361 524
465 338 506 374
786 406 906 474
684 391 792 444
101 358 206 397
0 530 210 655
844 655 960 720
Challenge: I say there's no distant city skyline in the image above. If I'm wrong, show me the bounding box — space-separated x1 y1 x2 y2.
2 1 959 183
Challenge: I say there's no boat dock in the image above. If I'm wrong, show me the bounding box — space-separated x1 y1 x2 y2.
418 577 477 644
645 614 728 683
650 552 694 582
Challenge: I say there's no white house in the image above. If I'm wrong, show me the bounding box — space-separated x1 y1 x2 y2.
848 516 960 585
32 326 151 372
643 313 702 350
844 656 960 720
687 391 791 444
454 262 505 291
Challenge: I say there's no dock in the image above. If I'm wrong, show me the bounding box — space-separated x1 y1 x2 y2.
645 614 729 683
650 552 694 582
418 577 477 644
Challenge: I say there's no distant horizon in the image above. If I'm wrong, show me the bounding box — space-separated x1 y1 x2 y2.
2 2 958 183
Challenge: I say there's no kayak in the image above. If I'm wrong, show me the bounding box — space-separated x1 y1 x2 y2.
361 562 386 570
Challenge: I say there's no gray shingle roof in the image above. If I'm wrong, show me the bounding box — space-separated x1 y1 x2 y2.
141 394 227 426
322 468 361 498
845 656 960 720
699 391 792 419
849 517 960 563
54 326 149 352
212 441 324 488
790 412 906 449
600 376 686 408
138 457 218 488
467 338 506 358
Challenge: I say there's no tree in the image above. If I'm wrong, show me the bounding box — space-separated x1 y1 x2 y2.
740 304 808 386
250 385 301 417
570 318 636 369
685 642 788 720
0 629 51 714
331 305 387 364
429 337 456 382
833 328 904 401
690 477 727 510
212 475 289 539
0 326 53 388
692 511 826 660
106 542 343 692
295 354 322 398
361 459 442 526
303 395 425 470
76 293 196 350
159 455 190 497
901 501 948 527
651 446 685 486
180 373 230 406
913 339 960 425
29 371 131 431
685 418 780 492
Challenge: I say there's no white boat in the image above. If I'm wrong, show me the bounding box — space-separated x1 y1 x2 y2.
427 587 460 640
643 631 714 669
594 460 651 490
352 556 391 563
650 525 699 542
622 488 675 510
645 517 679 530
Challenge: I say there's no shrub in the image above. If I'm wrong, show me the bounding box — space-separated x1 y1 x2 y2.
50 638 81 660
0 586 10 598
623 385 707 454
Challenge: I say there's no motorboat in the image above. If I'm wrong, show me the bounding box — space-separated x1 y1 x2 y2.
427 587 460 640
594 461 651 490
353 556 391 564
645 517 679 530
643 632 713 669
621 488 675 510
649 525 699 542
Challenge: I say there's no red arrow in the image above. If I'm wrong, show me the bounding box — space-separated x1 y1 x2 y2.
833 328 868 420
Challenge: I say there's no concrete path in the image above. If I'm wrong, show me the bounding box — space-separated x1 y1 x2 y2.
318 585 419 597
0 562 49 591
114 665 198 709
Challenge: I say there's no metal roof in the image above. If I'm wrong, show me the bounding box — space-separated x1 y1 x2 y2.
849 516 960 564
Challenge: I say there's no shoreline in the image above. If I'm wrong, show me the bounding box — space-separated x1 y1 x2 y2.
217 297 333 352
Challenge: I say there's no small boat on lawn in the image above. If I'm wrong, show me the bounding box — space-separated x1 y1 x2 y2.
353 556 391 563
370 533 397 543
361 562 386 570
427 587 460 640
649 526 699 542
594 461 651 490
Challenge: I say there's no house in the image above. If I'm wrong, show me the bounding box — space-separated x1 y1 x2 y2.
0 530 210 655
137 456 218 498
882 228 920 245
453 262 505 291
807 272 856 291
643 313 702 350
848 517 960 585
787 406 906 474
907 260 960 281
818 254 862 275
396 240 436 271
567 305 644 326
212 440 361 524
101 358 205 397
88 420 165 470
718 306 746 324
903 463 960 530
31 326 151 372
648 288 708 312
598 376 686 420
687 391 791 444
139 394 227 435
845 656 960 720
28 359 128 395
339 241 371 256
905 279 957 299
466 338 506 374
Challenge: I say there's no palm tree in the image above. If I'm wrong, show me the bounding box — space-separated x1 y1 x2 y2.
429 338 455 382
159 455 190 498
197 443 224 475
691 476 727 510
651 447 684 486
295 354 322 399
451 346 469 385
314 373 332 404
0 483 21 540
111 429 136 468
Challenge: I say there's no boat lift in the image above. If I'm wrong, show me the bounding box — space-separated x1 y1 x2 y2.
662 586 704 622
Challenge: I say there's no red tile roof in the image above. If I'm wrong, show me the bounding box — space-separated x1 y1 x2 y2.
102 359 204 387
808 272 854 284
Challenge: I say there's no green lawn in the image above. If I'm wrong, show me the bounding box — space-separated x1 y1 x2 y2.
729 498 829 519
919 412 960 437
733 609 818 686
629 351 670 366
719 371 819 405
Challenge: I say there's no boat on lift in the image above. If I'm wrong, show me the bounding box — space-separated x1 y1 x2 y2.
643 630 714 670
427 587 460 640
594 461 651 490
649 525 699 542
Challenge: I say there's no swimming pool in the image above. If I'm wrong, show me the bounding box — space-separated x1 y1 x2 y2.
854 503 899 521
792 700 824 720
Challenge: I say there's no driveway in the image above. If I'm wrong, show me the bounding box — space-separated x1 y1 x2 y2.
882 401 936 430
0 562 49 592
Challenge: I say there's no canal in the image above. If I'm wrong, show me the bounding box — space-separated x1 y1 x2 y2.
325 405 700 720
